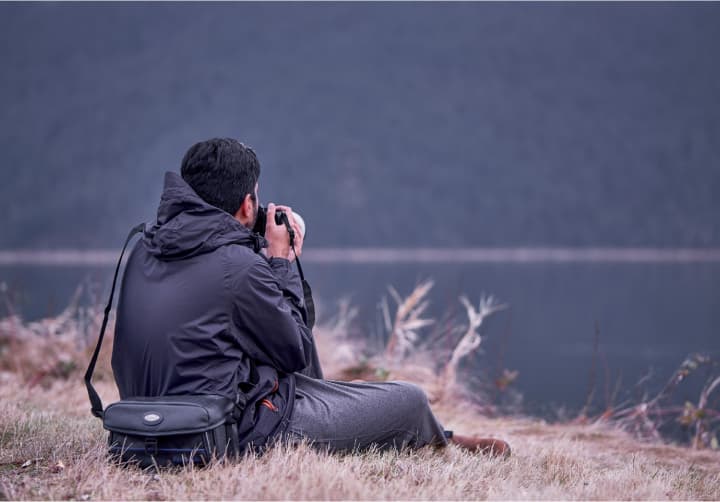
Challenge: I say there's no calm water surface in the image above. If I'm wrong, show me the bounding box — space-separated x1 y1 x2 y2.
2 262 718 415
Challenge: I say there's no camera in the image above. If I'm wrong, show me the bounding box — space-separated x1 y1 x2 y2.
252 205 284 236
253 206 306 238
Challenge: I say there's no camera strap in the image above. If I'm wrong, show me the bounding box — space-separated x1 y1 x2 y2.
84 223 145 419
278 212 316 331
290 239 316 330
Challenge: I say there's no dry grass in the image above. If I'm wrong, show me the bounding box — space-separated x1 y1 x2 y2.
1 283 719 500
1 375 719 500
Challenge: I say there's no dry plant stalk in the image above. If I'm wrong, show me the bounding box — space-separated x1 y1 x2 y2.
0 285 107 387
383 280 435 365
311 298 367 379
327 297 359 339
600 354 720 449
691 375 720 449
440 295 507 396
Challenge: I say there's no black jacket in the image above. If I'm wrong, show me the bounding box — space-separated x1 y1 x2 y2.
112 172 321 445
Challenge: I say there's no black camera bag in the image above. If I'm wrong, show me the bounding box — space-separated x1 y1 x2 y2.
84 224 244 468
103 394 239 468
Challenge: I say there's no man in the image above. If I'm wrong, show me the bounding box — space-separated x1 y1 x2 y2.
112 138 510 456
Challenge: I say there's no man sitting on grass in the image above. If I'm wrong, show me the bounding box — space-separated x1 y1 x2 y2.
111 137 510 457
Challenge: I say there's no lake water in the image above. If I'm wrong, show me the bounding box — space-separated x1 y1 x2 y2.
3 259 718 417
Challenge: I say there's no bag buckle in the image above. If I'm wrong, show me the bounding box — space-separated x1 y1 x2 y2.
144 438 158 456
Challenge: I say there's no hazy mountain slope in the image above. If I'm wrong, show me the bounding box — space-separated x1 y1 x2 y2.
1 3 719 248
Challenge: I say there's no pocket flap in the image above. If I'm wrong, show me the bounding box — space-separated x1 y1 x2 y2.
103 395 234 436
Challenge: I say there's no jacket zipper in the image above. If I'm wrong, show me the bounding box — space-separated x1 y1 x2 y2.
260 398 278 412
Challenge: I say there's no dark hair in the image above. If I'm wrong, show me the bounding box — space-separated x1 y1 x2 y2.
180 138 261 215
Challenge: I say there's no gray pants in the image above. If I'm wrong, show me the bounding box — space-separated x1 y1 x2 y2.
285 373 448 452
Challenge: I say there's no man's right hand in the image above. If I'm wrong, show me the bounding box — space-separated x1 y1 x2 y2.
266 203 303 261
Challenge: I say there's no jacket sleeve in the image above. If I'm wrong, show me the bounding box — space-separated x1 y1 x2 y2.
228 253 314 373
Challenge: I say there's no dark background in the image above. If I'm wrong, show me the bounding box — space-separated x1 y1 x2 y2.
1 2 719 249
1 2 719 415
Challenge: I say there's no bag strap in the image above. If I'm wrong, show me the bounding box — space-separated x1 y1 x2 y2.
84 223 145 419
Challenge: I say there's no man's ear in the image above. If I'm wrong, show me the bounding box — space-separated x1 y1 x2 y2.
234 194 254 226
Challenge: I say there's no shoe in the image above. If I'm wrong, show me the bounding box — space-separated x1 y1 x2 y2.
450 434 511 458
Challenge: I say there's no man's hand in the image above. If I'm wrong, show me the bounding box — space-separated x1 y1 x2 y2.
266 203 304 262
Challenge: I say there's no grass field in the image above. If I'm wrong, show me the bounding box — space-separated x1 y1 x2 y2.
1 373 719 500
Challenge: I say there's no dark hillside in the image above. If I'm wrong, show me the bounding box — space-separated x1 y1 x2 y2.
1 3 719 248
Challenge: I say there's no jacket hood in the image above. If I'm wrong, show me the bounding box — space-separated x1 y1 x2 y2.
143 172 266 260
